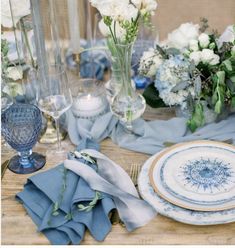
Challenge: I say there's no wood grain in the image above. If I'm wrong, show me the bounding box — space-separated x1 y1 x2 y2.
2 106 235 245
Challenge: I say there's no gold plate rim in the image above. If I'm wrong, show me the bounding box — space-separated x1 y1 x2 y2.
148 140 235 212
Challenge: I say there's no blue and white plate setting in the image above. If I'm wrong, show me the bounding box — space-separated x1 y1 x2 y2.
149 141 235 212
138 141 235 225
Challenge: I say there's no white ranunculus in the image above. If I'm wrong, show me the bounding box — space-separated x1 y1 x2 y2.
198 33 210 48
200 49 220 65
1 0 30 28
167 23 200 50
132 0 157 15
217 25 235 48
189 39 199 51
90 0 138 22
6 66 23 81
189 51 201 65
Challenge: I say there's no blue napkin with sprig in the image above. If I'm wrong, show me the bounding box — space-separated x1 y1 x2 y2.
16 140 115 245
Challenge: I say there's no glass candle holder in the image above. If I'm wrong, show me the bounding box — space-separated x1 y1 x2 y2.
71 78 108 120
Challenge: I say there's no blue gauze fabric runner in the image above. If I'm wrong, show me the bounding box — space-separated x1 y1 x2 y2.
67 110 235 153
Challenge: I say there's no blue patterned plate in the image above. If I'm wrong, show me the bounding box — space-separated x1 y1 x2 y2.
149 141 235 211
138 150 235 225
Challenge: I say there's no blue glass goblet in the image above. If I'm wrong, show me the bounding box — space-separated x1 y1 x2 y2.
1 103 46 174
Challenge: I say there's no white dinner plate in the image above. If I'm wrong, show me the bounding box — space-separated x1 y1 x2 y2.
149 141 235 211
138 148 235 225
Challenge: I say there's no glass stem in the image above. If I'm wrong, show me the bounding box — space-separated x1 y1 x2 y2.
19 150 32 168
54 118 61 151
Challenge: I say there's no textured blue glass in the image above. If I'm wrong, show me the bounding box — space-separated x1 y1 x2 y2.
1 103 42 152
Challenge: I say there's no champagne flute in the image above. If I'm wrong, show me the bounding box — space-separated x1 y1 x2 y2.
36 64 72 154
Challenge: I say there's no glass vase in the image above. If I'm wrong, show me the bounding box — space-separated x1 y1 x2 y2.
110 43 146 130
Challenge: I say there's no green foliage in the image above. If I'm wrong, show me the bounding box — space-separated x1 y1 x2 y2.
143 83 166 108
77 192 102 212
187 102 204 132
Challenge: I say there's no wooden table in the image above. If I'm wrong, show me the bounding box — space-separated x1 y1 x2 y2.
2 106 235 245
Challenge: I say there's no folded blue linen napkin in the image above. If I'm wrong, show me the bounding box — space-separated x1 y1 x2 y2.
16 140 115 245
16 138 156 245
67 110 235 154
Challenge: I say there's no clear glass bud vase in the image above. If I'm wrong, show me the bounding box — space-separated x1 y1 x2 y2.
110 43 146 130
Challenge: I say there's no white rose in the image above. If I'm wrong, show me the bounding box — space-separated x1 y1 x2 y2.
201 49 220 65
189 39 199 51
189 51 201 65
210 54 220 65
198 33 210 48
167 23 199 50
217 25 235 48
1 0 30 28
6 66 23 81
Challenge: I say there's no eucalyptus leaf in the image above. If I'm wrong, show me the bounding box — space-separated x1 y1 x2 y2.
165 48 181 56
187 103 204 132
194 76 202 96
230 76 235 83
232 97 235 107
214 100 222 114
77 204 85 209
226 79 235 93
53 202 59 212
52 211 59 216
216 71 226 85
223 59 233 71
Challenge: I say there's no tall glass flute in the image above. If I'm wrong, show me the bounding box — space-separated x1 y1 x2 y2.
36 65 72 154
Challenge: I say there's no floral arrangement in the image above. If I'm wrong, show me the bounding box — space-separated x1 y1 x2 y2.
141 20 235 131
1 0 35 98
90 0 158 45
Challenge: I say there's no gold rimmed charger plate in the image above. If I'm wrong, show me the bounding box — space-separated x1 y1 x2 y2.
149 140 235 212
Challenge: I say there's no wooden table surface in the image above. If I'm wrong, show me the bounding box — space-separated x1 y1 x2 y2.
2 106 235 245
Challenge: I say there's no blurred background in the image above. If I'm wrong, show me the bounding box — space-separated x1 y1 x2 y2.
40 0 235 41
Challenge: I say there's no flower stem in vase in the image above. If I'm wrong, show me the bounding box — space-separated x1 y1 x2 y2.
110 42 146 130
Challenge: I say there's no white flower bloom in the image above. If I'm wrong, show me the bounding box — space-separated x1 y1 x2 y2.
167 23 200 50
3 82 23 97
189 39 199 51
198 33 210 48
139 48 163 77
98 19 110 37
189 51 201 65
90 0 138 22
6 66 23 81
210 54 220 65
132 0 157 15
98 19 126 40
200 49 220 65
1 0 30 28
217 25 235 48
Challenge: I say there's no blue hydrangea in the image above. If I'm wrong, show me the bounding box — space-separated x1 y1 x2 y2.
154 55 196 107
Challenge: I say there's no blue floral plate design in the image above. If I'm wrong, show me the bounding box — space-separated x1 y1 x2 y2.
138 149 235 225
149 141 235 211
